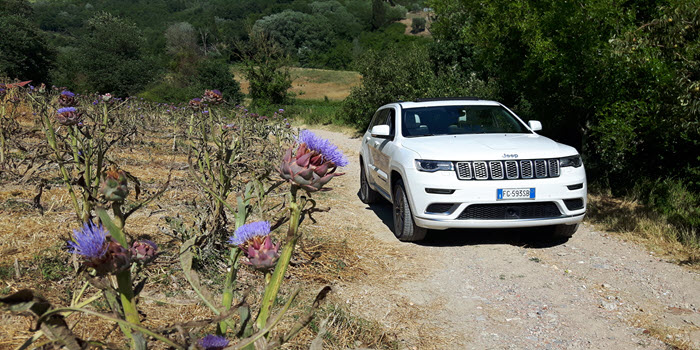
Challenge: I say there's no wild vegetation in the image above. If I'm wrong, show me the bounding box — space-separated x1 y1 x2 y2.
0 85 397 349
0 0 699 346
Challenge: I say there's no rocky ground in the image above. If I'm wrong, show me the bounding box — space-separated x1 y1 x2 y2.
310 128 700 350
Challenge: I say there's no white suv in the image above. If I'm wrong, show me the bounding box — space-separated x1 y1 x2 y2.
359 98 587 241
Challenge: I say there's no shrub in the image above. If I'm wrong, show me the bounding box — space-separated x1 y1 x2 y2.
339 44 498 130
411 17 426 33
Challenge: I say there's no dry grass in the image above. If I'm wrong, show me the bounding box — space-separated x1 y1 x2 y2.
234 67 361 101
0 123 393 349
631 313 696 350
587 192 700 268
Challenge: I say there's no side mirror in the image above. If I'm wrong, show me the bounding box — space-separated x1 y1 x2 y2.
528 120 542 131
371 124 391 138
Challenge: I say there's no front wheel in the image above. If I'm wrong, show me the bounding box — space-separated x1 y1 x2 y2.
392 180 427 242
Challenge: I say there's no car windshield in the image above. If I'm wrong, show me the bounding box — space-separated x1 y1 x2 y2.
401 105 530 137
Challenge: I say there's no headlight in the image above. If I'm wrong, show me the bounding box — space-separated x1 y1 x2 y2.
415 159 454 172
560 155 582 168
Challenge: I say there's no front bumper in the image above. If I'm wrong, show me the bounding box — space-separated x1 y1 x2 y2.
403 166 587 230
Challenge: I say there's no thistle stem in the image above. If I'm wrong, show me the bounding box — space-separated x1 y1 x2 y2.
116 269 142 347
112 202 125 230
42 112 82 222
255 191 305 332
218 247 242 334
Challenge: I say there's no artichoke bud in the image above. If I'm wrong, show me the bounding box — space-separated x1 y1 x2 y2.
202 89 223 105
243 235 279 272
58 91 77 107
279 142 343 192
130 240 158 264
87 239 131 276
101 166 129 202
189 97 202 108
56 107 82 126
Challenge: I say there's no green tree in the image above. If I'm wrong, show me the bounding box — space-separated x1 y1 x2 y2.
411 17 426 33
428 0 699 229
242 32 293 106
340 44 498 129
61 12 156 96
371 0 387 29
253 10 334 56
196 59 243 104
0 0 54 82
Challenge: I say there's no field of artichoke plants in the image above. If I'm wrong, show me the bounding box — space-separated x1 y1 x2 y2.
0 82 374 349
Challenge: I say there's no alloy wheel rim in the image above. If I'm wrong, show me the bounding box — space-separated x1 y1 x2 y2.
394 188 404 233
360 167 368 199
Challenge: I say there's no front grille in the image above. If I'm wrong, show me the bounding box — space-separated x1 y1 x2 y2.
564 198 584 211
455 159 561 180
426 203 454 214
458 202 561 220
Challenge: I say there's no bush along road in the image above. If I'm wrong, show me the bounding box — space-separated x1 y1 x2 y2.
309 128 700 350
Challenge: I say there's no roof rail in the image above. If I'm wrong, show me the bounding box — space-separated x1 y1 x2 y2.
414 97 481 102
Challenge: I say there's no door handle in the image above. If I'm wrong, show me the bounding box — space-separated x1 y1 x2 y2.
373 141 380 147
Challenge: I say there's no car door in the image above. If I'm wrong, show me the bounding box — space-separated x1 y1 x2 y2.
364 108 393 194
363 109 387 189
369 108 398 195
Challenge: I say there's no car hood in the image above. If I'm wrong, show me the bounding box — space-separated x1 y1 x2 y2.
400 134 577 160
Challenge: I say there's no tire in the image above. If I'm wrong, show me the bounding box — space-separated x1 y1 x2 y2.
551 223 579 238
392 179 428 241
359 161 379 204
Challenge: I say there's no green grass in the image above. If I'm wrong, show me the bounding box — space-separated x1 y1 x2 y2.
288 67 361 86
284 99 344 125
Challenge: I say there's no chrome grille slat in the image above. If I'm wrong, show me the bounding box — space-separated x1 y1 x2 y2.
520 160 533 179
489 161 504 180
534 160 548 178
473 161 488 179
453 158 562 180
548 159 560 177
456 162 472 179
505 161 519 179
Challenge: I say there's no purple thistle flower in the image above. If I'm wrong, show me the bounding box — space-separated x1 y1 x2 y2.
67 222 108 259
61 90 75 97
298 130 348 167
198 335 229 350
57 107 76 114
278 108 285 113
229 221 271 246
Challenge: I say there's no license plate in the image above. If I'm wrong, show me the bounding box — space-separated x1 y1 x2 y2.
497 188 535 200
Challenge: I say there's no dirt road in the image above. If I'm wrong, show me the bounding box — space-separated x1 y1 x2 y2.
309 129 700 350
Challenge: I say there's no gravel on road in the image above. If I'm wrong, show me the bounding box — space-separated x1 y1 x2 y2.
308 128 700 350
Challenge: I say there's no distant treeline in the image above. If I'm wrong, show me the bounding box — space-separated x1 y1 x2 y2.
0 0 425 101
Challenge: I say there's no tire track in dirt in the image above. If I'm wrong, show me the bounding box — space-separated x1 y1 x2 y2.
308 128 700 350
